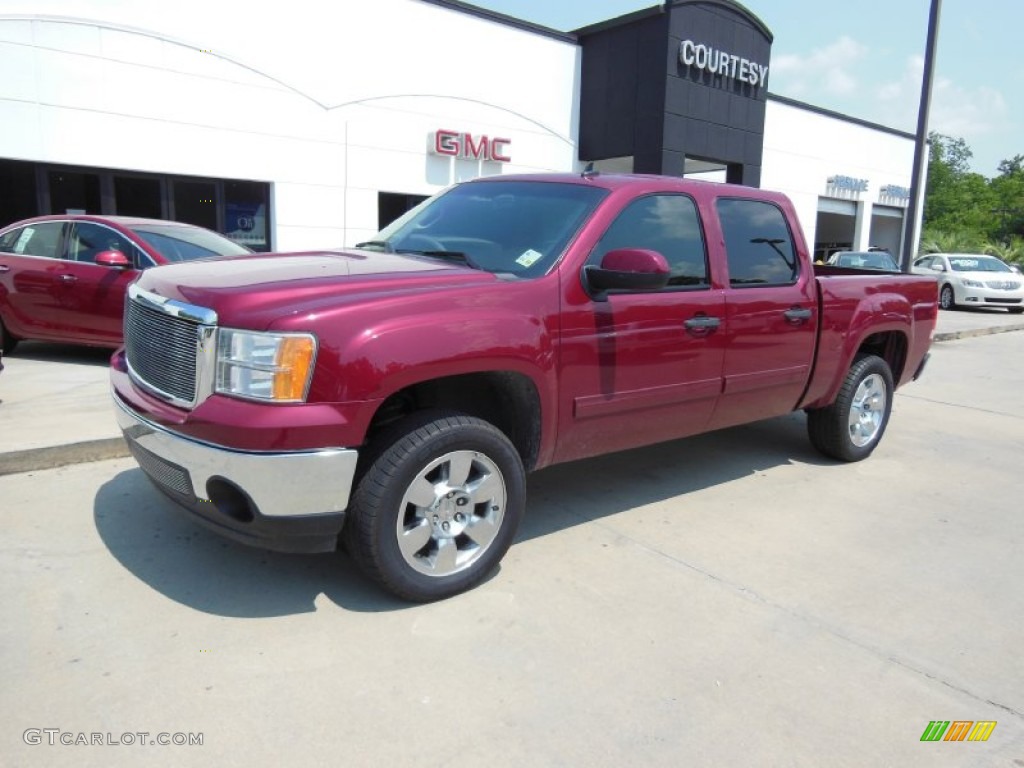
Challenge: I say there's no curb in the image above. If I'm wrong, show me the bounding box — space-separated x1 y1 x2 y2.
0 437 130 477
933 322 1024 342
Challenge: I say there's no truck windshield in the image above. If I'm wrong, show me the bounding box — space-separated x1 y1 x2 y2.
360 181 608 278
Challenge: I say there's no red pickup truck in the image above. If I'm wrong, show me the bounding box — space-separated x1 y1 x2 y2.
110 173 936 601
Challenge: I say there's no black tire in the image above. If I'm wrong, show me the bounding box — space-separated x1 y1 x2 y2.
807 354 894 462
939 284 956 310
343 411 525 602
0 317 18 354
1009 307 1024 315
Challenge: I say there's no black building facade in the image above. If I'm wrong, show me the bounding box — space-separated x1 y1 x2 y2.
577 0 772 186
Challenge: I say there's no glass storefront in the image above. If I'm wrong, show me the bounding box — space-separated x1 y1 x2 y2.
0 159 271 252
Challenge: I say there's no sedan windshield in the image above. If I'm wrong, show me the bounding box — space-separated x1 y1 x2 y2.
948 255 1012 273
362 180 609 278
133 224 251 262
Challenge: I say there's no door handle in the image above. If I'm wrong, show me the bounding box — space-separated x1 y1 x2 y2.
59 274 78 284
0 264 10 273
784 307 812 323
684 315 721 334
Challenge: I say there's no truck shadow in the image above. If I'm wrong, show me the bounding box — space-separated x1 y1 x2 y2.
94 411 830 617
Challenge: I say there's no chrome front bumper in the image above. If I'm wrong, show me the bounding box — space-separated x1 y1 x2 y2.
113 393 358 553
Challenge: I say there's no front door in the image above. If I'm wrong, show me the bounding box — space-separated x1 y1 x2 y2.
556 193 726 464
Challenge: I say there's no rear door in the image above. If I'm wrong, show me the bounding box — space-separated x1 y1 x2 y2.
706 197 817 430
556 192 726 463
0 221 69 340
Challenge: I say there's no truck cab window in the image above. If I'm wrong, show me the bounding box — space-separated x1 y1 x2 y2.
589 194 708 288
717 198 799 286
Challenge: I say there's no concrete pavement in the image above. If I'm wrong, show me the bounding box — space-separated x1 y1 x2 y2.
2 328 1022 766
1 306 1023 475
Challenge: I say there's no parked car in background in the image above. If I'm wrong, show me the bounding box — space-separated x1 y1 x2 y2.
826 250 900 271
0 215 251 352
912 253 1024 313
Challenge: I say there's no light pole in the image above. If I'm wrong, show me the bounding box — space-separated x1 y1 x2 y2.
900 0 942 272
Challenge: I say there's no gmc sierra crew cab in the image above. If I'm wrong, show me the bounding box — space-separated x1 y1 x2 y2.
110 172 936 601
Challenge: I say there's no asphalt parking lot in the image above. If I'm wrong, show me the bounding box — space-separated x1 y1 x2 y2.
1 309 1023 766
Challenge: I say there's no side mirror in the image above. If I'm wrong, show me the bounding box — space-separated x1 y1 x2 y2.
929 263 946 273
95 250 131 269
1011 265 1022 275
583 248 671 299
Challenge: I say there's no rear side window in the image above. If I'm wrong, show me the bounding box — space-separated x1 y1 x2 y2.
717 199 799 286
0 222 64 259
589 194 708 288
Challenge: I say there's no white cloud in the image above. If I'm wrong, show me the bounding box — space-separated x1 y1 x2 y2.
770 36 868 96
875 55 1007 136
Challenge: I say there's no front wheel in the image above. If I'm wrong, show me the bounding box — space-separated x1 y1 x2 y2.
807 355 894 462
939 284 956 310
343 412 525 602
1008 307 1024 315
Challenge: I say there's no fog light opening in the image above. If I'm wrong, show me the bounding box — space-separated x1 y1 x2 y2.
206 477 256 523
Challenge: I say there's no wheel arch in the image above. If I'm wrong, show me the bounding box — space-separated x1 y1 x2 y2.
363 370 543 472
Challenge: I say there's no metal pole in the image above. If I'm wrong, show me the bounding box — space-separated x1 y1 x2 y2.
900 0 942 272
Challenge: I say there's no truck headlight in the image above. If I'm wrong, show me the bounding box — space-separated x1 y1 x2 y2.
215 329 317 402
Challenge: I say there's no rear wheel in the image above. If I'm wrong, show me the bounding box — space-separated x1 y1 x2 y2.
807 354 894 462
939 284 956 310
344 411 525 602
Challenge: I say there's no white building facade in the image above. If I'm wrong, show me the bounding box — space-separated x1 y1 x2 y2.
0 0 918 257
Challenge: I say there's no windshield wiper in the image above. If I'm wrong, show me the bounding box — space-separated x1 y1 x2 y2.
353 240 394 253
396 249 483 271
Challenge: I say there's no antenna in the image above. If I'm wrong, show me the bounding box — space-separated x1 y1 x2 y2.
581 162 598 178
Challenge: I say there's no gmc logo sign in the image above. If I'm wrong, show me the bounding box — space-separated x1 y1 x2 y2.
430 130 511 163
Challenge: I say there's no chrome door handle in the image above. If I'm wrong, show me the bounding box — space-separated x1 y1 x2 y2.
0 264 10 273
684 315 721 333
59 274 78 283
784 307 812 323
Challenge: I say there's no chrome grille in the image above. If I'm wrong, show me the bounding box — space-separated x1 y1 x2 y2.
987 280 1021 290
124 285 217 407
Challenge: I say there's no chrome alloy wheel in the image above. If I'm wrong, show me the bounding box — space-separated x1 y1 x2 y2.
395 450 507 577
848 373 887 447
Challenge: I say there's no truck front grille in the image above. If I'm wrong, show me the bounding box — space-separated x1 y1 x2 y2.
124 285 217 408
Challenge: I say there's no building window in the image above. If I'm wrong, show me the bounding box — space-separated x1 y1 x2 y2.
49 170 101 215
172 180 217 231
379 191 429 230
114 176 164 219
0 159 38 228
224 180 269 251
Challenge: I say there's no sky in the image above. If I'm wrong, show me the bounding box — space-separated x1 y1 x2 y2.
469 0 1020 178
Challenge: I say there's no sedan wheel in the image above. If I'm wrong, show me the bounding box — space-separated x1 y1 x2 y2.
939 284 956 310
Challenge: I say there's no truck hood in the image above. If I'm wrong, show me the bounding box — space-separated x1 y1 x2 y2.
134 249 501 329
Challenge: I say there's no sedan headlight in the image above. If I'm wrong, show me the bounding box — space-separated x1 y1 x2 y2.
216 329 317 402
961 278 984 288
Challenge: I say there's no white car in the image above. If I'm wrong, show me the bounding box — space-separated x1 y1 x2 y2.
912 253 1024 314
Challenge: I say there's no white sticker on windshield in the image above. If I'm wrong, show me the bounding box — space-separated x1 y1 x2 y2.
951 258 980 269
516 249 542 268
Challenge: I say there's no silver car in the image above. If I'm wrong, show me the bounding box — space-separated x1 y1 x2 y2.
912 253 1024 314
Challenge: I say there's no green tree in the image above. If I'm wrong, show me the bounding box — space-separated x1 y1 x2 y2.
921 134 1024 253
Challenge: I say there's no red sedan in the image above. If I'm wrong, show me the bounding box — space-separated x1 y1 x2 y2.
0 215 250 352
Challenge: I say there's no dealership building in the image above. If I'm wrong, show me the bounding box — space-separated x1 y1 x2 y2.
0 0 919 258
